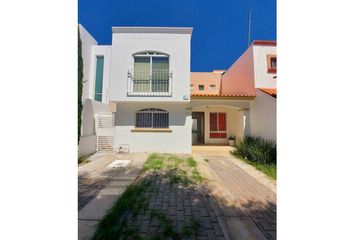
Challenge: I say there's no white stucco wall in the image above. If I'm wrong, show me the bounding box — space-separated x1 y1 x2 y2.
79 98 110 157
79 24 97 101
249 89 276 141
109 30 191 102
252 45 277 88
88 46 111 103
114 102 192 153
78 135 97 157
81 98 110 136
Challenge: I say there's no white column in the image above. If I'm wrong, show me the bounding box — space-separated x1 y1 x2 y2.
243 109 250 137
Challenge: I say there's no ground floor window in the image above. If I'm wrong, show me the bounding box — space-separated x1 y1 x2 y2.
209 112 227 138
135 108 169 128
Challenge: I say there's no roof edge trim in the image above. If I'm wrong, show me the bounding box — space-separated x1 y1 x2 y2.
112 27 193 35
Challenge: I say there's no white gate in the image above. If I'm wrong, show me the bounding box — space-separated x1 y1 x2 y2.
95 112 115 152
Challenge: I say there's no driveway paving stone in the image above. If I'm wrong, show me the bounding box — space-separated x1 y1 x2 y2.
193 146 277 240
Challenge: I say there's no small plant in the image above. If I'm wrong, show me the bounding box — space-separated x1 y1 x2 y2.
228 136 236 146
233 136 276 179
204 158 209 163
228 136 235 141
186 157 197 167
233 136 276 165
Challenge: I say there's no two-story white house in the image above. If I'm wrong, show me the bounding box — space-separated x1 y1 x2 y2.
78 25 276 155
109 27 193 153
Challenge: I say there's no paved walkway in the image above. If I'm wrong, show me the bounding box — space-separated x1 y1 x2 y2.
78 148 276 240
132 173 226 239
78 152 147 240
192 146 277 240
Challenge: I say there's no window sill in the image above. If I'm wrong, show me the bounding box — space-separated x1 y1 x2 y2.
131 128 172 133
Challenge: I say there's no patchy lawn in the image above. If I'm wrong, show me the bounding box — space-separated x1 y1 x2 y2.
92 153 213 240
78 154 92 166
238 157 276 180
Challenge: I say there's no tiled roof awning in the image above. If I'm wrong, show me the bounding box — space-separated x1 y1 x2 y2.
190 93 255 99
258 88 277 98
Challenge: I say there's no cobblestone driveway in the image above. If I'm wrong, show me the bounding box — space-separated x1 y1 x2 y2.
134 173 226 239
78 176 109 211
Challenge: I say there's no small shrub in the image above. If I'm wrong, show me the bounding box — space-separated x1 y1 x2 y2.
234 136 276 164
186 157 197 167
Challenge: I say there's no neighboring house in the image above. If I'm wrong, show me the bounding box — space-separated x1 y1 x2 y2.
78 24 276 155
78 25 111 157
220 40 276 141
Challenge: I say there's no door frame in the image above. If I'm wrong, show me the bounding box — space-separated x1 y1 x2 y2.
192 112 205 145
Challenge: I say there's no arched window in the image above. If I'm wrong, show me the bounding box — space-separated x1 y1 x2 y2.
133 51 170 93
135 108 169 128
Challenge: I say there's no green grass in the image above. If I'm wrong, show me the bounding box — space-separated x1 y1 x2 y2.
143 153 164 171
167 169 191 186
237 157 276 180
191 168 203 183
149 209 200 239
186 157 197 167
78 154 92 165
143 153 203 186
92 179 151 240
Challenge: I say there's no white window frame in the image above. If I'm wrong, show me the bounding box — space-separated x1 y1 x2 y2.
209 84 216 90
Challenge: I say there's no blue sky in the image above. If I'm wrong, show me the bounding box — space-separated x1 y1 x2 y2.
79 0 276 71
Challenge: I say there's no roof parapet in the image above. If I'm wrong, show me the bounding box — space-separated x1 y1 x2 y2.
112 27 193 35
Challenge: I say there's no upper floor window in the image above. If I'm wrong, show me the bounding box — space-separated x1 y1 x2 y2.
135 108 169 129
209 84 216 90
133 51 169 92
94 56 104 101
267 54 277 73
190 84 194 90
198 85 205 90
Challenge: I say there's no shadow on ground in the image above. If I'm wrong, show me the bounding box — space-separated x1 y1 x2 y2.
88 169 276 240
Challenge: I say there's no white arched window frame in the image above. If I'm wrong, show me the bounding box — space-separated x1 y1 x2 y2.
132 51 170 93
135 108 169 129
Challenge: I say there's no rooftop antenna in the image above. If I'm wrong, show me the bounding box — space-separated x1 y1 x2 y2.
248 10 252 47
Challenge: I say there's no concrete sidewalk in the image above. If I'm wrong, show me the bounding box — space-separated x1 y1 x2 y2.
78 152 147 240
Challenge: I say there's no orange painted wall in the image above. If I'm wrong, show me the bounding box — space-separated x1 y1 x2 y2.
190 71 223 95
220 47 256 96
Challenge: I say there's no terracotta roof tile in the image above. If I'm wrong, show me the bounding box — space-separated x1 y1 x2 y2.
258 88 277 98
191 93 256 98
252 40 276 46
